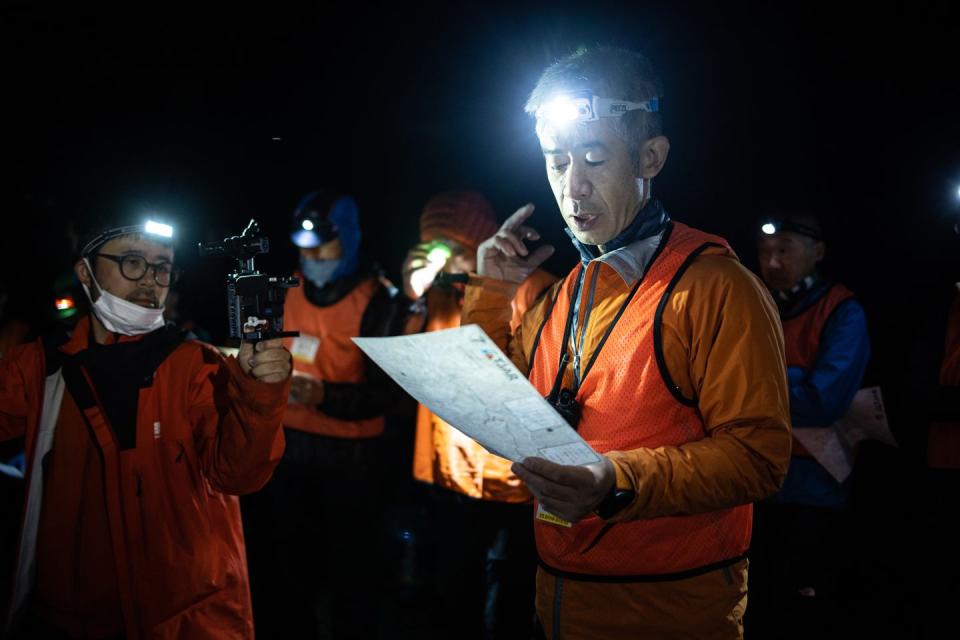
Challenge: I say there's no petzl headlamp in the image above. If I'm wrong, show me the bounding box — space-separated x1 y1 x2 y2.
535 90 659 126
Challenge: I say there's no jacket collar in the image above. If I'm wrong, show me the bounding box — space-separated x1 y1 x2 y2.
565 199 671 286
61 316 148 356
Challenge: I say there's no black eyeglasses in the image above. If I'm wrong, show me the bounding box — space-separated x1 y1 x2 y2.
93 253 181 287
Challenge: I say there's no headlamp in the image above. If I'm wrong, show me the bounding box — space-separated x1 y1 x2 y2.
759 219 822 241
426 242 453 266
81 219 175 256
535 90 659 127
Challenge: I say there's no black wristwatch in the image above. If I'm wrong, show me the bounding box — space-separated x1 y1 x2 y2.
594 485 636 520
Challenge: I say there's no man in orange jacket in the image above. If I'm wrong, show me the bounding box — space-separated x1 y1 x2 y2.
0 216 291 639
402 191 556 639
461 47 792 639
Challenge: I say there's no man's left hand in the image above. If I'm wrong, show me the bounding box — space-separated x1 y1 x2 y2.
289 375 325 405
238 339 292 384
511 456 616 523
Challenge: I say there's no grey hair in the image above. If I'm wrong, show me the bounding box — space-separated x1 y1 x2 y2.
525 46 664 168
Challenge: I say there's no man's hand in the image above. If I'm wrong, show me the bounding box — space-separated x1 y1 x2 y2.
477 204 555 283
238 339 292 384
401 243 446 299
289 375 325 405
511 456 616 523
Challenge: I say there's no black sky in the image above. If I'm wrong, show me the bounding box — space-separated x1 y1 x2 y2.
2 0 957 341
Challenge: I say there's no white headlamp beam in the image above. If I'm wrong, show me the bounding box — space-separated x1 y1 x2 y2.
81 219 175 256
144 220 174 238
536 91 659 126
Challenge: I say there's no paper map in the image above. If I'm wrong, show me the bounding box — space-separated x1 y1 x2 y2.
353 325 600 466
792 386 898 483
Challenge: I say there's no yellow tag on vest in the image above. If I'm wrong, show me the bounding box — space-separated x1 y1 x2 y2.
537 504 572 528
290 335 321 363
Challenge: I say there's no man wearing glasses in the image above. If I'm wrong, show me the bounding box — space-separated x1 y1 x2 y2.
0 218 291 639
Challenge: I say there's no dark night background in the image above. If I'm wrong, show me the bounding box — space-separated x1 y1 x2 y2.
0 1 958 636
2 0 957 345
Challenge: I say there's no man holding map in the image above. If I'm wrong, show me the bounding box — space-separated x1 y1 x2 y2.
460 47 793 639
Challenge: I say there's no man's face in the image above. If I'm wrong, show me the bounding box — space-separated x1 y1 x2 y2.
538 119 644 246
77 235 174 308
299 237 343 261
757 232 824 291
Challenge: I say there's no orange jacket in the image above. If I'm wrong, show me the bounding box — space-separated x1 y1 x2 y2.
463 221 790 564
283 275 385 438
0 317 287 639
412 268 557 502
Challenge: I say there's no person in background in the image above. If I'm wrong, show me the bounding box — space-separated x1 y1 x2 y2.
243 191 408 640
748 212 871 638
402 191 556 639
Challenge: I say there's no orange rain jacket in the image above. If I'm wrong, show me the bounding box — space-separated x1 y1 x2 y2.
0 317 287 639
412 269 557 502
463 219 791 638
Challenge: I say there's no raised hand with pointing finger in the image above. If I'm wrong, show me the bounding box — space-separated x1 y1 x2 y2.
477 203 555 283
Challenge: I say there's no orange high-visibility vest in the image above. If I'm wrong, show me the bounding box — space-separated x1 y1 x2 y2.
283 275 384 438
781 283 855 456
782 283 855 369
529 222 752 577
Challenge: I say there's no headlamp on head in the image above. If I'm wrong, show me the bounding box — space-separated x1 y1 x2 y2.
291 192 340 249
81 219 175 257
759 218 822 241
535 90 659 128
426 241 453 266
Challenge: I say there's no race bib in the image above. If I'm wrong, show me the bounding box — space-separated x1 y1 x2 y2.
290 335 321 364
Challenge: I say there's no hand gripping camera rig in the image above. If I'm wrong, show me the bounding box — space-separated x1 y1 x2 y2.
199 219 300 342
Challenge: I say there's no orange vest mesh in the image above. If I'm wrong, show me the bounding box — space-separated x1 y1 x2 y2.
529 222 752 576
781 283 854 455
282 276 385 438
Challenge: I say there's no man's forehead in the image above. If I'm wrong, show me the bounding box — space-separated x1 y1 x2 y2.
759 232 809 247
537 119 617 153
100 234 174 258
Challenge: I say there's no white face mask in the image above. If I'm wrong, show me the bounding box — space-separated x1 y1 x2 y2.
81 258 166 336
